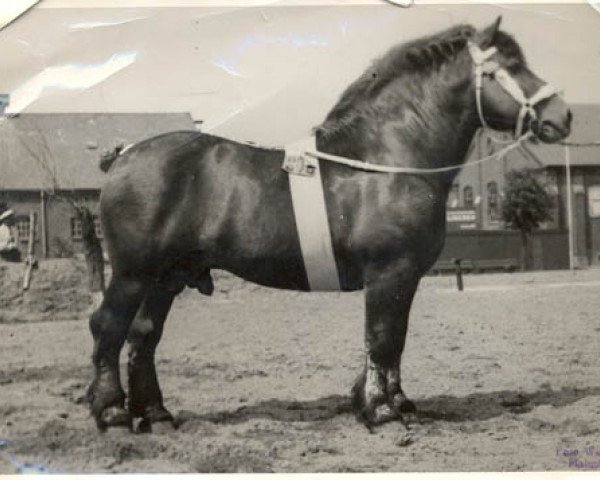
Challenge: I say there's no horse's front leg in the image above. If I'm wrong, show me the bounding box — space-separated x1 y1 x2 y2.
352 259 420 428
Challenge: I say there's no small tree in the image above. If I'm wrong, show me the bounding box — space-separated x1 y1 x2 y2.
502 169 553 271
16 121 105 294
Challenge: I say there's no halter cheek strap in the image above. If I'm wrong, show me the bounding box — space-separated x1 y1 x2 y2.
468 42 497 132
468 41 559 137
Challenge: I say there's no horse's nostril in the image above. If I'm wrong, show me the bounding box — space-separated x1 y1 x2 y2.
539 119 570 142
567 109 573 126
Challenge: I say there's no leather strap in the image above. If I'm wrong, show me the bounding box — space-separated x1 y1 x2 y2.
286 138 341 291
468 41 558 138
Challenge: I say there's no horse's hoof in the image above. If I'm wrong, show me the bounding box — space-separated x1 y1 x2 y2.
390 392 416 413
389 394 417 427
132 417 151 434
132 417 176 434
356 404 405 433
373 403 401 425
96 406 132 432
130 405 176 434
394 431 415 447
399 398 417 414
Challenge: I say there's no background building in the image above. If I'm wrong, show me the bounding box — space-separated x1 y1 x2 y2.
0 112 195 257
439 103 600 270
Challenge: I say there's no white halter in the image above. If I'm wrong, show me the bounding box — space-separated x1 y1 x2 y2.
467 41 558 138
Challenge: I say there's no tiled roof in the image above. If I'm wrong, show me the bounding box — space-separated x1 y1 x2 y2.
0 112 195 190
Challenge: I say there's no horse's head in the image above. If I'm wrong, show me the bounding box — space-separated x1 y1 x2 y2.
471 16 572 143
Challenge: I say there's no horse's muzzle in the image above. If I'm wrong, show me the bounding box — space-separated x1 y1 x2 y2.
533 110 572 144
530 91 572 144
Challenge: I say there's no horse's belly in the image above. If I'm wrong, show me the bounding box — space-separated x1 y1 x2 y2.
219 259 310 291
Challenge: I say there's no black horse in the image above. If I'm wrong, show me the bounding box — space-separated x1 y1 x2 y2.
87 18 571 432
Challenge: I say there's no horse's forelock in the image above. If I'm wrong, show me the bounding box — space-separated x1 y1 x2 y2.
492 31 527 69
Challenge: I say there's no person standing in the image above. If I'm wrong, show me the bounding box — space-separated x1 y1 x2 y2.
0 204 21 262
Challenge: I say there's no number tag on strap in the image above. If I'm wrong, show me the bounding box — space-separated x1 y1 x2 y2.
282 152 317 177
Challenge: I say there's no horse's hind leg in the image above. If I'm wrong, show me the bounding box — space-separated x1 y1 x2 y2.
353 259 419 428
88 277 147 430
127 281 178 432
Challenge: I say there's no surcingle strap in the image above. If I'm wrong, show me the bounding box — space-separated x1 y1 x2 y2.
283 137 341 291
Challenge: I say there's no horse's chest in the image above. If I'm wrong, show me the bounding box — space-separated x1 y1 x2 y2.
342 180 447 264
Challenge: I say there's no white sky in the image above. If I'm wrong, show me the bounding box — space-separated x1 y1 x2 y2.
1 2 599 144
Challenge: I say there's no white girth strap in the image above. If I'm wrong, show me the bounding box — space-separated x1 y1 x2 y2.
468 41 558 137
283 137 341 291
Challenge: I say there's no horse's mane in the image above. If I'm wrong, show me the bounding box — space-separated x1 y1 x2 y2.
316 24 525 141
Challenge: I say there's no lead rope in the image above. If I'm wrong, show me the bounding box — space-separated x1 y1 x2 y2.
302 131 533 175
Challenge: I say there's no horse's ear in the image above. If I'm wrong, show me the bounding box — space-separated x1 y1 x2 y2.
479 16 502 48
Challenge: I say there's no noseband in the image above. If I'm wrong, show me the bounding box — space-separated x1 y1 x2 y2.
468 41 558 138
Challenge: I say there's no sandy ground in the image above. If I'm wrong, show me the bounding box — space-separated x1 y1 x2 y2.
1 261 600 473
0 259 93 324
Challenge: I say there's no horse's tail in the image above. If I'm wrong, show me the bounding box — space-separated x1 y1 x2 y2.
99 143 127 172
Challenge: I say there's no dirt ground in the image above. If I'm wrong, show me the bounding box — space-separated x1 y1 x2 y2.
0 259 93 324
1 259 600 473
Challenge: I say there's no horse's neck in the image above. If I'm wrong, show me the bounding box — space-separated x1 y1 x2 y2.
318 55 479 185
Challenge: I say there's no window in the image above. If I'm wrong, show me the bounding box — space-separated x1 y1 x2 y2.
448 183 460 208
71 215 103 240
487 181 500 222
94 217 103 239
545 170 559 195
463 185 474 207
70 217 83 239
486 136 494 155
15 216 30 241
